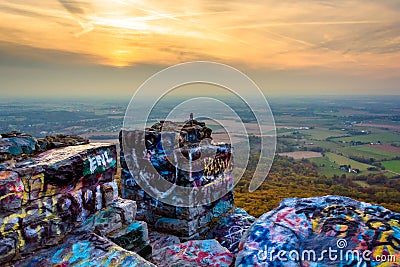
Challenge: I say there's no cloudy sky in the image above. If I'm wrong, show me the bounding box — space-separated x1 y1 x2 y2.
1 0 399 97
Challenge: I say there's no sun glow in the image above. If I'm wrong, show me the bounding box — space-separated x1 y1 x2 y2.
109 49 132 67
0 0 399 76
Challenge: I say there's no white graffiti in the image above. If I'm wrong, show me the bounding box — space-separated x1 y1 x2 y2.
88 151 114 174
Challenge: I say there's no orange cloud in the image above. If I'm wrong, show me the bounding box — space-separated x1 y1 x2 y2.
0 0 399 77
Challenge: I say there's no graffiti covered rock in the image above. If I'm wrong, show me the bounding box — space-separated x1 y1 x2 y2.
208 208 255 254
152 239 234 267
119 117 234 239
0 142 132 265
236 195 400 267
15 232 155 267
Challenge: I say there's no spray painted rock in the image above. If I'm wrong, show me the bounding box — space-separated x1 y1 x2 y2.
16 232 155 267
108 221 151 258
148 231 180 252
208 208 255 254
236 195 400 267
17 143 117 204
152 239 234 267
0 171 24 211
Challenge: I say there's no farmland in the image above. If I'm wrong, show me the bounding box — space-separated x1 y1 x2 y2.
273 96 399 181
325 152 373 171
278 151 322 159
381 160 400 174
333 132 400 145
338 145 399 162
298 128 346 140
308 156 343 177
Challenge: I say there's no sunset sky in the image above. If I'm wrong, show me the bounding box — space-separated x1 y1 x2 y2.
1 0 400 97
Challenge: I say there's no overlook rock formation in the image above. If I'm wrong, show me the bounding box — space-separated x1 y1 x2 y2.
0 136 150 265
119 116 235 240
1 128 399 266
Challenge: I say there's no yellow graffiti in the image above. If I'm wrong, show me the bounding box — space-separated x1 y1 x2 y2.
22 173 44 205
310 206 400 266
203 158 227 177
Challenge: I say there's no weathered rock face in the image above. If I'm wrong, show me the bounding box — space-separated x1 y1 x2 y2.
15 232 155 267
207 208 255 254
148 116 213 148
108 220 152 258
120 120 234 239
0 171 23 210
148 231 181 253
236 195 400 267
0 142 153 266
0 131 89 164
0 143 115 263
123 178 235 238
152 239 234 267
1 143 117 213
4 130 399 266
0 132 37 162
1 130 242 266
38 134 89 150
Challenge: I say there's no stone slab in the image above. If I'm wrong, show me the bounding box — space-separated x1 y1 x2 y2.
208 208 255 254
77 198 137 236
148 231 180 253
108 221 151 258
14 232 155 267
152 239 233 267
15 143 117 204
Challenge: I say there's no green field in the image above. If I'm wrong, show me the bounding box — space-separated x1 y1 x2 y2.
381 160 400 174
334 133 400 144
275 118 338 127
325 152 373 171
309 157 343 177
276 128 295 135
299 128 346 140
309 140 345 151
309 153 379 177
338 145 399 161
